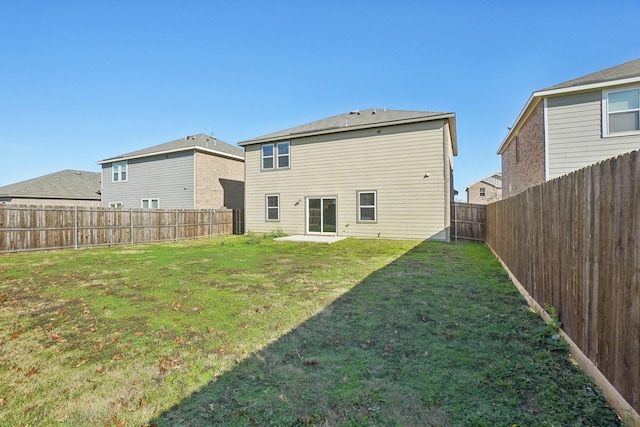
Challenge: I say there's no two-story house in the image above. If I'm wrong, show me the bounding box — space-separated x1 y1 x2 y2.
466 173 502 204
98 134 244 209
238 109 457 240
498 58 640 198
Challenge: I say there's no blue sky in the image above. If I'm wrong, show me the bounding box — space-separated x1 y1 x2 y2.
1 1 639 198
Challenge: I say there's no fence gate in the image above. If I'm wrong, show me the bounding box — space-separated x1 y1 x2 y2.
232 209 245 235
451 202 485 242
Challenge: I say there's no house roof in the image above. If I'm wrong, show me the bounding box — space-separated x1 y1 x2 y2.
97 133 244 164
239 109 457 155
0 169 101 200
481 173 502 188
541 58 640 92
466 173 502 190
497 57 640 154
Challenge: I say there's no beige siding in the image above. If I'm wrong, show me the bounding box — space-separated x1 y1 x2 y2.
546 90 640 179
466 182 501 204
244 121 452 240
443 121 453 238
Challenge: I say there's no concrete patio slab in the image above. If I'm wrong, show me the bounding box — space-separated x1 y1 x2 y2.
274 235 347 244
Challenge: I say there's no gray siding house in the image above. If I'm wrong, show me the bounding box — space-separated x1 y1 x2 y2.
239 109 457 240
498 58 640 198
98 134 244 209
0 170 101 207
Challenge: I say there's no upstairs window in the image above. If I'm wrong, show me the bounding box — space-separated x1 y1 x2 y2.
277 142 290 168
480 187 486 197
262 142 290 170
113 162 127 182
262 144 274 169
604 87 640 135
357 191 377 222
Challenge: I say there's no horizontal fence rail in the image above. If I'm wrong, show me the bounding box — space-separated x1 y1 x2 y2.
0 205 241 253
486 150 640 419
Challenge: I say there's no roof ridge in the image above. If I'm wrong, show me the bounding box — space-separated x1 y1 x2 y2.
98 133 244 163
239 109 454 145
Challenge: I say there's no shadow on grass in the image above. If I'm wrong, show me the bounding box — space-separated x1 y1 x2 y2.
150 241 620 427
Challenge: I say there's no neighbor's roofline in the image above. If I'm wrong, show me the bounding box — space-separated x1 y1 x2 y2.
0 193 100 200
238 112 457 147
97 145 244 164
497 75 640 155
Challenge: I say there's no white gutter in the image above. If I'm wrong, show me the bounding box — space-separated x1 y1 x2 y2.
543 98 550 181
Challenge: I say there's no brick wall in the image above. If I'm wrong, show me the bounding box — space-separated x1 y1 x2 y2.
501 101 546 198
195 153 244 209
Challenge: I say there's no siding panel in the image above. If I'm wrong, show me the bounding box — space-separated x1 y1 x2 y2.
102 152 195 208
547 90 640 179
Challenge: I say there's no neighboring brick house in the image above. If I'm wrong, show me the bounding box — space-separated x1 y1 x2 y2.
239 109 457 240
498 58 640 198
466 173 502 204
97 134 244 209
0 169 101 207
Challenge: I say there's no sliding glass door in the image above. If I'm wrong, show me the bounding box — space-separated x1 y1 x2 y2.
307 197 336 234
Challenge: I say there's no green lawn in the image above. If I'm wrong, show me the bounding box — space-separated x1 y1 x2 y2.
0 235 621 426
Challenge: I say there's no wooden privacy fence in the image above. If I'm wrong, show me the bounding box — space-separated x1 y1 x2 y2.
451 202 485 242
486 150 640 420
0 205 238 253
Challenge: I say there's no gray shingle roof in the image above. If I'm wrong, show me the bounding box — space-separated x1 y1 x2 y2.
498 58 640 155
239 109 455 146
98 134 244 164
0 170 101 200
481 173 502 188
541 58 640 92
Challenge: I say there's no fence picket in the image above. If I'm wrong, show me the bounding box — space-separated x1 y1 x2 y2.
450 202 485 242
0 206 243 253
486 150 640 418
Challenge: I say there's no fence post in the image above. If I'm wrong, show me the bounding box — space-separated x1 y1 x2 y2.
175 209 179 241
74 206 78 249
130 208 134 244
454 203 458 242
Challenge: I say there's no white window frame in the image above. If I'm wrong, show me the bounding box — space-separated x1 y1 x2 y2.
262 144 275 170
357 190 377 223
261 142 290 170
109 202 123 208
479 187 486 197
602 86 640 137
265 194 280 221
141 198 159 209
112 162 127 182
277 141 290 168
